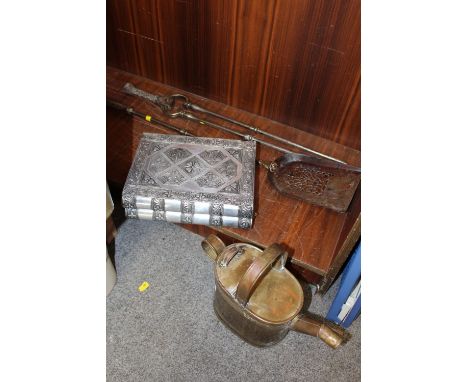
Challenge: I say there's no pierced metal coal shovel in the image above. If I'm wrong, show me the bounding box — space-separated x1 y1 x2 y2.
259 153 361 213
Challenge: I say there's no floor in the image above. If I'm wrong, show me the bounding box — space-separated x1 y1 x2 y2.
107 219 360 381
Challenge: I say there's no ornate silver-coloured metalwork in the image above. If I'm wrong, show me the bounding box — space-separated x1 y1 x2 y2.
199 149 226 165
226 148 242 161
165 147 192 163
210 215 222 226
122 133 256 229
152 198 165 211
220 181 240 194
181 200 193 214
122 193 135 209
125 208 138 219
156 168 186 186
122 83 174 113
154 211 165 220
239 218 251 229
210 202 223 216
239 203 253 219
146 154 172 175
181 213 193 224
196 171 224 188
181 156 207 177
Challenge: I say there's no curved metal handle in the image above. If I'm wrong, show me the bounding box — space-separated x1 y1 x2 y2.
201 235 226 262
235 243 287 307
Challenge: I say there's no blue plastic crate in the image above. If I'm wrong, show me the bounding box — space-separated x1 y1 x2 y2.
326 241 361 328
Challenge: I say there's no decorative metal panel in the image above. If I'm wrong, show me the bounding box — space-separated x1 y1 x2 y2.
122 133 256 229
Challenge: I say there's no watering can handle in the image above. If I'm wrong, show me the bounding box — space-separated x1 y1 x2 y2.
291 313 348 349
201 234 226 261
235 243 287 307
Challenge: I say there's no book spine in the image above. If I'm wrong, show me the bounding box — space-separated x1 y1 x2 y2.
124 208 252 229
125 208 252 228
123 196 253 229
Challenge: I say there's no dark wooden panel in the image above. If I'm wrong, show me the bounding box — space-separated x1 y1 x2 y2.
107 0 360 149
318 183 360 293
106 67 360 277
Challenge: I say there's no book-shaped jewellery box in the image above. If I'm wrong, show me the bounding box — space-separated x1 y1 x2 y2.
122 133 256 229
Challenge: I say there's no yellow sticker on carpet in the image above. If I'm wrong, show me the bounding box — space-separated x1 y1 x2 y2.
138 281 150 292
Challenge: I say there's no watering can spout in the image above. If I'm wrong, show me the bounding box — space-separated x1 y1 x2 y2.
291 313 348 349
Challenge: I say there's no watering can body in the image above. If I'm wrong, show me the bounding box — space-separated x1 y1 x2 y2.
202 235 346 348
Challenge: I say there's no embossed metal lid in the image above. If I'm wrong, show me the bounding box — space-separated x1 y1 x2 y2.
122 133 256 228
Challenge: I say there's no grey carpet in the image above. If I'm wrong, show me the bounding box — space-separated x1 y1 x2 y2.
107 219 360 382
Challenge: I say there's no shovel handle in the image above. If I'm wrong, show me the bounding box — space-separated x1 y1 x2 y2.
291 313 348 349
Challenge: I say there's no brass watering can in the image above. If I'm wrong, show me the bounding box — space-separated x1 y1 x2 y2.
201 235 347 348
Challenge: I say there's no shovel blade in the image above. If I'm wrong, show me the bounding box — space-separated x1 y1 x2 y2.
268 153 360 213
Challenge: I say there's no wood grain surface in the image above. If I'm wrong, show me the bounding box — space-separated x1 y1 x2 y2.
107 0 360 149
106 67 360 279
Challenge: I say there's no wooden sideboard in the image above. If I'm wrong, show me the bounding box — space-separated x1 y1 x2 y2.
106 0 361 151
106 67 360 292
